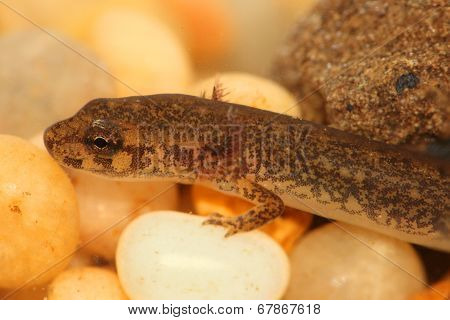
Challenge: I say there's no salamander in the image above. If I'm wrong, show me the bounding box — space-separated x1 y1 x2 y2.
43 94 450 251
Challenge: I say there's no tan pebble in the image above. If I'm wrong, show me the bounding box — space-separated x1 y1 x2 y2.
217 0 294 74
47 267 127 300
191 72 302 118
0 1 164 41
0 135 79 288
0 30 115 138
285 222 426 299
279 0 318 24
90 7 193 96
71 170 179 261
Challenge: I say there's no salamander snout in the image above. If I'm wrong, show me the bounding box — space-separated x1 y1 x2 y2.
43 121 62 157
42 116 89 170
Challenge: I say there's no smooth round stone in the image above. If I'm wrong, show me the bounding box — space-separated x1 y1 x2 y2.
0 135 79 288
0 30 115 138
72 170 179 261
90 7 193 96
410 275 449 300
47 267 127 300
285 223 426 299
116 211 290 299
190 72 302 118
220 0 289 74
279 0 317 26
161 0 234 65
0 1 164 41
0 284 48 300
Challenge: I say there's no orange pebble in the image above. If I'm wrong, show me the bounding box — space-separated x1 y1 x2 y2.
410 274 449 300
1 285 48 300
191 185 312 252
164 0 234 64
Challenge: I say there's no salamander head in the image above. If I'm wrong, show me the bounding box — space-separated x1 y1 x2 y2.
44 97 148 178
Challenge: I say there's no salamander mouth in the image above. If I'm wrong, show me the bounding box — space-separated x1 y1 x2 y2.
62 157 83 169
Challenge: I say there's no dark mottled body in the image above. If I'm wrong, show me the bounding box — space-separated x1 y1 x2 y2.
44 94 450 251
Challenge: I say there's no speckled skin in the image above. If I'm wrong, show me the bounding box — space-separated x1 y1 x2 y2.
274 0 449 145
44 94 449 250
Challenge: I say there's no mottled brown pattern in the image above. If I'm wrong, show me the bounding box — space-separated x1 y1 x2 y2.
274 0 449 144
203 178 285 237
44 94 449 250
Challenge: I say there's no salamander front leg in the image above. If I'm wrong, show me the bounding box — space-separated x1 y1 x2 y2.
202 178 285 237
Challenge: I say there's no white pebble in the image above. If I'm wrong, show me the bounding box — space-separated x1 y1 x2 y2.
116 211 289 299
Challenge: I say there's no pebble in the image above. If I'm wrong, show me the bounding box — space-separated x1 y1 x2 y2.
89 7 193 96
0 285 48 300
0 30 115 138
47 267 127 300
279 0 317 24
0 135 79 288
285 223 426 299
116 211 290 299
410 275 449 300
0 1 164 41
72 171 179 261
220 0 291 74
190 72 302 118
162 0 234 65
274 0 449 143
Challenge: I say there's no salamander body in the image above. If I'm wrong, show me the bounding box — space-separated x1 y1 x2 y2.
44 94 450 251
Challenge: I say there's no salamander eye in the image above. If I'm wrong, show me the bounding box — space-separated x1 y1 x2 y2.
84 119 123 156
93 137 109 149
